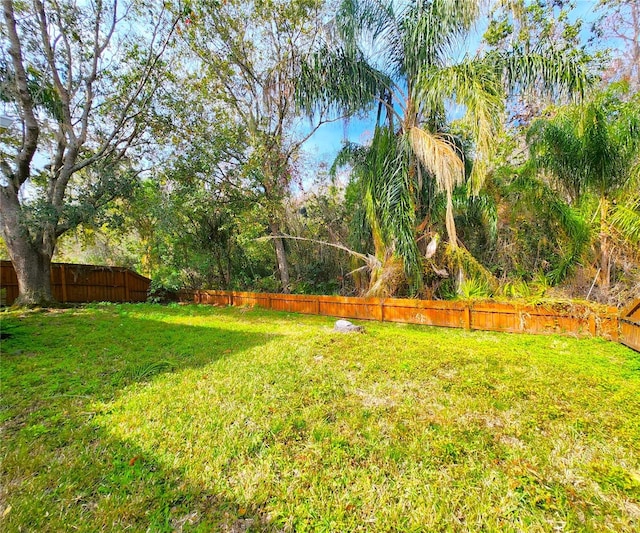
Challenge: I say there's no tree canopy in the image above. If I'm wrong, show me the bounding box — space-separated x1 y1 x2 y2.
2 0 639 306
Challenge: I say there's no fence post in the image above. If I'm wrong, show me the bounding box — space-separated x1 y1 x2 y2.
380 299 385 322
60 264 68 303
516 304 524 332
464 304 471 330
588 314 596 337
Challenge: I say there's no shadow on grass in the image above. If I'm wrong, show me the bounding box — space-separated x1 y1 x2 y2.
1 310 278 531
2 310 276 397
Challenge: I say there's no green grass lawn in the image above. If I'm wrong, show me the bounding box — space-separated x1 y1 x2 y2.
1 303 639 532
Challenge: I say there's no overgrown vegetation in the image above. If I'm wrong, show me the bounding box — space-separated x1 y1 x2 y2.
1 304 639 531
1 1 639 305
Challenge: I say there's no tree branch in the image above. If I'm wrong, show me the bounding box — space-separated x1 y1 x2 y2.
2 0 40 189
71 9 181 175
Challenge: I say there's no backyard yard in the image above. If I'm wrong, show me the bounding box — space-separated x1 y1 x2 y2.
1 303 639 532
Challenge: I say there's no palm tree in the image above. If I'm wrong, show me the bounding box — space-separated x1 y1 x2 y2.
298 0 588 296
505 171 591 285
527 83 640 289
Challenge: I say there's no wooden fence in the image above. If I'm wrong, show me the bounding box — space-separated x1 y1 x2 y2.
620 299 640 352
1 259 637 351
179 289 640 351
0 260 150 305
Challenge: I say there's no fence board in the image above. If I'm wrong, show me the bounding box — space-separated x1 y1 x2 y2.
621 319 640 352
620 299 640 351
318 296 383 321
471 302 520 333
622 299 640 322
269 294 317 314
0 260 150 304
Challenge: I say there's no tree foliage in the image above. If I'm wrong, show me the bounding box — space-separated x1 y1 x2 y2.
2 0 638 306
298 0 589 295
0 0 178 305
527 83 640 289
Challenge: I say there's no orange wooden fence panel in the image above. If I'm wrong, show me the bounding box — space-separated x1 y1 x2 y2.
0 261 19 304
381 298 467 327
324 298 382 321
623 299 640 322
620 299 640 352
3 267 635 351
0 260 150 305
178 289 635 349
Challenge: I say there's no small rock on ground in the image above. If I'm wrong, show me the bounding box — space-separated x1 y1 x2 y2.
334 319 364 333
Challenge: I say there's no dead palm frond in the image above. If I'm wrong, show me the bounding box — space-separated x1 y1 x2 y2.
408 126 465 247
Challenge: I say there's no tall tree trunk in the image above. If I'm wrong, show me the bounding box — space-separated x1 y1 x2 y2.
445 190 458 250
364 218 403 297
365 255 404 297
1 186 56 306
598 197 611 289
269 221 290 293
444 189 466 292
11 245 55 307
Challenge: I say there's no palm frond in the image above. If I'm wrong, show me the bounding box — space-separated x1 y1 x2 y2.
330 142 369 177
527 113 587 202
496 47 591 102
296 47 392 118
399 0 480 80
408 126 467 247
508 173 590 284
527 84 640 203
408 126 465 194
610 195 640 247
336 0 399 55
453 189 499 243
418 58 504 192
